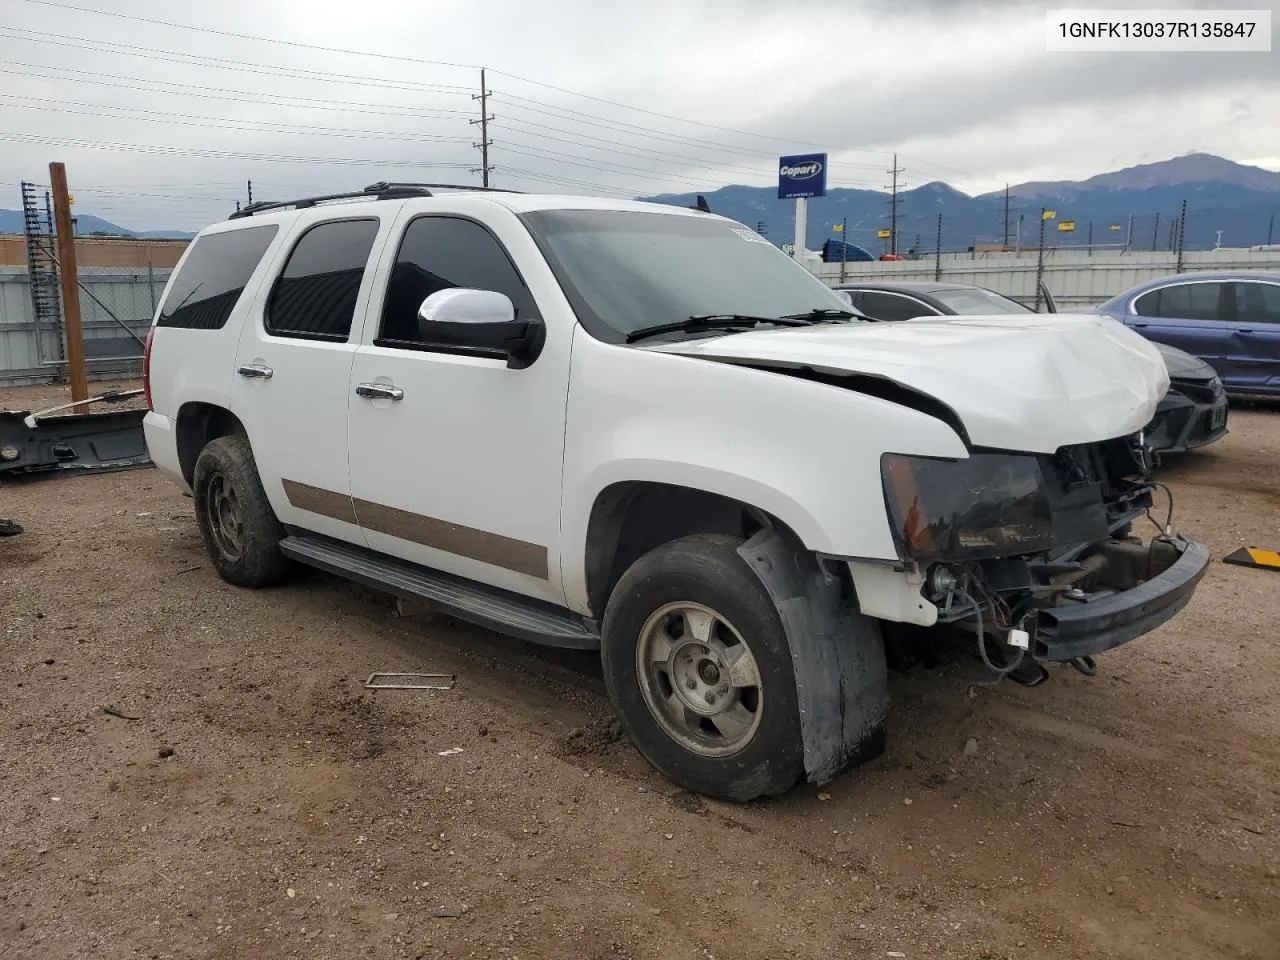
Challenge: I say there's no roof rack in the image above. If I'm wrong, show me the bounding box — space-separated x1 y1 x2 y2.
227 181 523 220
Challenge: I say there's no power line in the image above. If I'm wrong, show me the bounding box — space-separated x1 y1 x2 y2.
0 95 473 144
0 62 475 120
13 0 901 151
0 26 477 96
0 132 475 168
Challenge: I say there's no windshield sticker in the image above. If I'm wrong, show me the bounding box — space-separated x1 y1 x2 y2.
731 228 771 245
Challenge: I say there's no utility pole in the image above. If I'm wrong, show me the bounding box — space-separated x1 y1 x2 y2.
1151 212 1160 252
1002 184 1011 248
1175 198 1188 272
49 161 87 404
1087 220 1093 255
247 180 253 206
1125 213 1133 252
1034 208 1048 312
934 213 943 282
470 68 495 188
1268 213 1275 246
839 216 849 283
885 153 905 256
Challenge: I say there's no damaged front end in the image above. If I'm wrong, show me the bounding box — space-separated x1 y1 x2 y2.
879 434 1209 672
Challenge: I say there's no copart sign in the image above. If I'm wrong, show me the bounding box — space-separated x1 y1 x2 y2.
778 153 828 199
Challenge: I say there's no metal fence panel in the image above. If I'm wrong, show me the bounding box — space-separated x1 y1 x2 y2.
0 265 170 385
811 249 1280 308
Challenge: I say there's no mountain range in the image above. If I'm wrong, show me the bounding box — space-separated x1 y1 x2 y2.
1 153 1276 252
0 206 193 239
644 153 1280 253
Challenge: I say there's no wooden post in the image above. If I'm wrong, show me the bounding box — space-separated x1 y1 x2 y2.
49 162 88 403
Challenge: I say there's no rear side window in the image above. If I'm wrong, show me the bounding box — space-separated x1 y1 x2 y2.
378 216 536 345
1134 282 1227 321
266 218 380 342
156 224 278 330
1235 282 1280 325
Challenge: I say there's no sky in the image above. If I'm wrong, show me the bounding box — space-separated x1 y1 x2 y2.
0 0 1277 232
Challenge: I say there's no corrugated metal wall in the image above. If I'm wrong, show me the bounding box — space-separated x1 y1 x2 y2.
809 249 1280 307
0 265 170 386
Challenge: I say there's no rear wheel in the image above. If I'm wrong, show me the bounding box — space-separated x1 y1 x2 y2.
192 434 292 587
601 534 803 801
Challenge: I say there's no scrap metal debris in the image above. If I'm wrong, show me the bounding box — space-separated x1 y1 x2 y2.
364 672 455 691
1 400 151 480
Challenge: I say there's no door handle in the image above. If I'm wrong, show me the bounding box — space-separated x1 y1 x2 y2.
1130 321 1147 328
355 382 404 401
237 363 273 379
1237 327 1255 334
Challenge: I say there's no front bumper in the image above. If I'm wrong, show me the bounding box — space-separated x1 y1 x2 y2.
1033 537 1211 661
1145 383 1228 454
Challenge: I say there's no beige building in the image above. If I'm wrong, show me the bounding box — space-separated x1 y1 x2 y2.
0 234 189 270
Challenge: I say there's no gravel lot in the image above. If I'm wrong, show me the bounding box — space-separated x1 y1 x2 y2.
1 383 1277 960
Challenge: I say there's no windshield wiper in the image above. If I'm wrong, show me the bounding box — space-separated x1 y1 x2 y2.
625 314 809 344
780 308 862 321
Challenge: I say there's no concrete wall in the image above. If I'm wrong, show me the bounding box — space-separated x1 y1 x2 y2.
809 248 1280 308
0 266 170 385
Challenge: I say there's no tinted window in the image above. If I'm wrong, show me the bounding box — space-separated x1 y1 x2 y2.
157 225 278 330
266 218 380 342
857 291 936 323
520 209 853 341
379 216 536 344
1235 282 1280 325
1135 282 1227 321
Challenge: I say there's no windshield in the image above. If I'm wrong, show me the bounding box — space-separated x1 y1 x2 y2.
520 209 855 340
930 287 1034 315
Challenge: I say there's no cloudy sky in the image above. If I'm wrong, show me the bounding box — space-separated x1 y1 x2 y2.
1 0 1277 231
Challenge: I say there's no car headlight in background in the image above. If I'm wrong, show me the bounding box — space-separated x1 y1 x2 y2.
881 453 1055 561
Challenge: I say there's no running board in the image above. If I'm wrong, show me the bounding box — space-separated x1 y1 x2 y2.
279 532 601 650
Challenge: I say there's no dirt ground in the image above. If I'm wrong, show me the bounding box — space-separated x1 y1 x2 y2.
1 382 1277 960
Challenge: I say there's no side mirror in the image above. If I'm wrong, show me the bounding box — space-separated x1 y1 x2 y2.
417 288 545 368
835 290 854 306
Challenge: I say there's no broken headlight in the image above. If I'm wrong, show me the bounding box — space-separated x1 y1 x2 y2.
881 453 1054 561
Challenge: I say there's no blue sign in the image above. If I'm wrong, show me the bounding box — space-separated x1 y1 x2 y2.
778 153 827 199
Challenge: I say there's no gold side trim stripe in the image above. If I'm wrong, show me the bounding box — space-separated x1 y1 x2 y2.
353 498 549 580
281 477 548 580
282 479 358 525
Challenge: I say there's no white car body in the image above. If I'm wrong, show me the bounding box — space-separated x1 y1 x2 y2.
143 188 1214 797
144 194 1169 628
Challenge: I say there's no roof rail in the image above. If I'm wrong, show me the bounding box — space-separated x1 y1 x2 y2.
227 181 523 220
365 181 524 195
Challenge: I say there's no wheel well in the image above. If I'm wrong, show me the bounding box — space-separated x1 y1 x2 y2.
175 403 246 486
584 482 790 618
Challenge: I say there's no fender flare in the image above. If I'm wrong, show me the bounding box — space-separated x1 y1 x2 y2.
737 525 888 784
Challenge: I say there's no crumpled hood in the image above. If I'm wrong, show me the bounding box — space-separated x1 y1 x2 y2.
647 313 1169 453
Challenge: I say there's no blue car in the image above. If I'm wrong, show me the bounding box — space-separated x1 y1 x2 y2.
1096 272 1280 396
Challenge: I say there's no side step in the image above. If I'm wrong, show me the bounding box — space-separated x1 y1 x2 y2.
279 532 601 650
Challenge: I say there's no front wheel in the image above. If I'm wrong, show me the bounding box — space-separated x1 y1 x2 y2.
601 534 803 801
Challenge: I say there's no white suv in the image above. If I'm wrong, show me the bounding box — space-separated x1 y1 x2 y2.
143 182 1210 800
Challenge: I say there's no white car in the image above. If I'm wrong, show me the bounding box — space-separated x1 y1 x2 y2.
142 183 1210 801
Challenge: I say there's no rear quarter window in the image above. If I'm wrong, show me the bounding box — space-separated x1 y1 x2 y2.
157 224 279 330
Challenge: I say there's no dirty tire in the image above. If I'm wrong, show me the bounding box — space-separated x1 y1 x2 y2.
192 434 292 588
601 534 803 802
